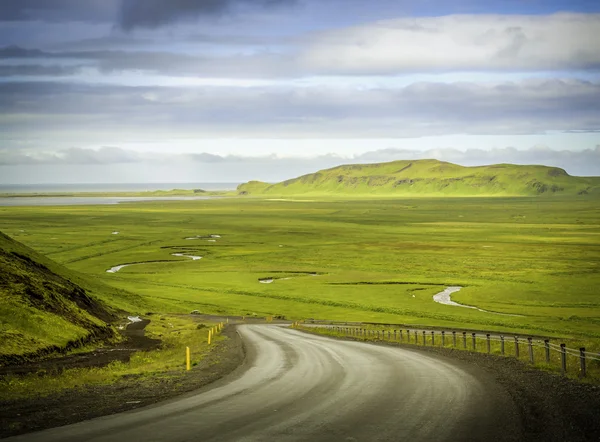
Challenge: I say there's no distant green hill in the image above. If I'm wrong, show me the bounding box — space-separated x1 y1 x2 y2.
237 159 600 196
0 231 123 365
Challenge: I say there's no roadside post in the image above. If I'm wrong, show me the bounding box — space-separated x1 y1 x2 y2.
186 346 191 371
471 333 476 351
560 344 567 374
515 337 520 358
528 338 534 364
486 334 491 354
500 336 505 355
580 348 587 377
544 340 550 363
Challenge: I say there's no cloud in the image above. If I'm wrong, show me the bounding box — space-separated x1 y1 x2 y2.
2 146 599 178
118 0 297 30
0 147 140 165
0 64 84 77
299 13 600 73
354 146 600 176
0 1 119 22
4 13 600 78
0 79 598 138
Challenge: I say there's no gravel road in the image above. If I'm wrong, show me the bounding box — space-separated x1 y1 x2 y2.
6 324 525 442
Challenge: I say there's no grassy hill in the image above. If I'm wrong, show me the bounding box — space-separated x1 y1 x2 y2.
237 159 600 196
0 231 130 365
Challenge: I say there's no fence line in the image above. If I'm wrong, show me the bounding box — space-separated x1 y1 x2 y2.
294 322 598 378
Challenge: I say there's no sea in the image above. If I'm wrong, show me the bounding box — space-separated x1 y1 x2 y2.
0 183 240 193
0 183 240 206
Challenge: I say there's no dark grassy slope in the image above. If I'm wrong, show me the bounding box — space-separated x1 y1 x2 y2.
0 231 122 365
238 159 600 196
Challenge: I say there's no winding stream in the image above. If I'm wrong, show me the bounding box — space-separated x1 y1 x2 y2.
432 286 521 316
106 253 202 273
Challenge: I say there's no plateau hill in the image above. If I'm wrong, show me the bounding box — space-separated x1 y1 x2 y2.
237 159 600 196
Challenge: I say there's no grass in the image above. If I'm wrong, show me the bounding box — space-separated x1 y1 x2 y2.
0 315 225 400
1 195 598 343
237 159 600 196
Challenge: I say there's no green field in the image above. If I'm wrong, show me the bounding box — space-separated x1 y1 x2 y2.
2 196 599 348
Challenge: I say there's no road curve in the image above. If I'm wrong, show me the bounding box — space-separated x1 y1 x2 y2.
8 325 522 442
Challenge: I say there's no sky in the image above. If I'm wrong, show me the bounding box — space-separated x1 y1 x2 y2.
0 0 599 184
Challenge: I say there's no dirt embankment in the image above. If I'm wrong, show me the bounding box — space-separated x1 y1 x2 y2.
0 319 159 377
0 324 245 438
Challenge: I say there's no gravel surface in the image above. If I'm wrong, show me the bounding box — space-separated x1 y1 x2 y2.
306 330 600 442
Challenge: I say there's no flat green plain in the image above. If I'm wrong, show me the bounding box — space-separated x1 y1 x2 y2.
1 195 599 346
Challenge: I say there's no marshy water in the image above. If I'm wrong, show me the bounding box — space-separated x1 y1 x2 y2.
0 196 216 206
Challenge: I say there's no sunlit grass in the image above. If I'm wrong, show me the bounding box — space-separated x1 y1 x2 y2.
0 315 224 400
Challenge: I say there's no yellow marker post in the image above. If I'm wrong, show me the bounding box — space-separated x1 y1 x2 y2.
226 318 229 324
186 346 191 371
208 329 212 345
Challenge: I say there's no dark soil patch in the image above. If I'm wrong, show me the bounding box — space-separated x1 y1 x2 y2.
0 319 160 377
0 325 244 439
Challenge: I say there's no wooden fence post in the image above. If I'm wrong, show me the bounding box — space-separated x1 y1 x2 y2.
422 330 426 345
528 338 534 364
544 339 550 363
442 331 446 347
471 333 476 351
431 331 435 346
452 331 456 347
500 336 505 355
486 334 491 354
580 348 586 377
414 330 418 344
515 336 520 358
394 330 397 341
560 343 567 374
462 331 467 349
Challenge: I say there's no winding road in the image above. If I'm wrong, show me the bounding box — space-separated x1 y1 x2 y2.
9 325 522 442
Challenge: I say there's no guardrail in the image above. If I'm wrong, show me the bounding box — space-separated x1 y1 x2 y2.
293 322 600 378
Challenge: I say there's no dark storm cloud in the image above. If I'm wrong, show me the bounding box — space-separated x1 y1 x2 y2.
0 44 296 78
119 0 297 30
0 64 84 77
0 0 118 22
